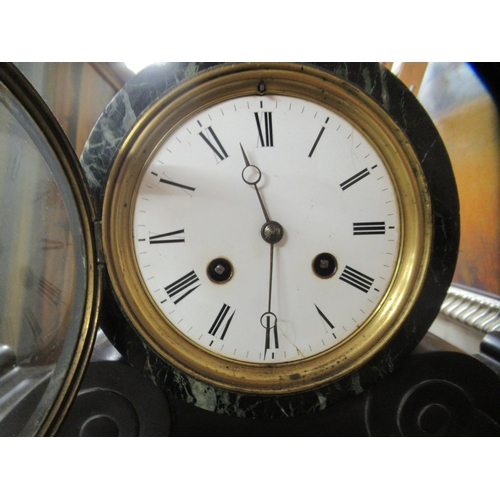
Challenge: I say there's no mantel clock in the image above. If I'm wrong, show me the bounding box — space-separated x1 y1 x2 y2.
0 62 460 431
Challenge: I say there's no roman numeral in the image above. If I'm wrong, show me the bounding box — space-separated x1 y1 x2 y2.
159 178 196 191
308 118 329 157
165 270 200 304
23 307 42 341
264 315 279 360
353 222 386 235
340 168 370 190
308 128 325 157
315 304 336 337
149 229 185 244
41 238 65 250
255 111 273 147
339 266 374 293
208 304 235 340
199 126 228 162
38 276 61 306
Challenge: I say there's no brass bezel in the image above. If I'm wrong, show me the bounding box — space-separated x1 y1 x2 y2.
102 63 432 394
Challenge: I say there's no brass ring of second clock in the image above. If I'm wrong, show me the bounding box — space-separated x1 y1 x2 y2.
0 63 99 434
102 62 432 394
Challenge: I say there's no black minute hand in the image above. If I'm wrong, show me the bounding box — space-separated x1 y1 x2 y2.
260 241 279 360
240 143 284 359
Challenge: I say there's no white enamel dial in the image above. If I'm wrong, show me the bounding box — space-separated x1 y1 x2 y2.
132 94 400 364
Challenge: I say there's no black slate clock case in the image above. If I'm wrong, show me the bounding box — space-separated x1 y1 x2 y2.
2 62 500 436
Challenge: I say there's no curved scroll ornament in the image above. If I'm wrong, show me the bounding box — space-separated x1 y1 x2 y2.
365 351 500 436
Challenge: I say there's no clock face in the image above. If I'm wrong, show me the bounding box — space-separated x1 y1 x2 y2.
102 63 433 395
132 94 401 364
0 87 82 364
